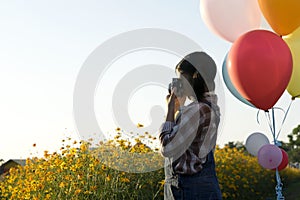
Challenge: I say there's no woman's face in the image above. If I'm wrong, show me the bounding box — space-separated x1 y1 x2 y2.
177 71 195 97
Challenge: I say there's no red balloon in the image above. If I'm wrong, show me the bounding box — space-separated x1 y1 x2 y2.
272 148 289 171
227 30 293 110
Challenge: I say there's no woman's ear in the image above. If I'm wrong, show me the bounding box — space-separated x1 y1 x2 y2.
192 72 199 86
192 71 199 79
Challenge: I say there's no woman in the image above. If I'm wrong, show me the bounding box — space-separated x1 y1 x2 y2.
159 52 222 200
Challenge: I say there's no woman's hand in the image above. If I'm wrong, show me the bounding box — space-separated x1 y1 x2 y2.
165 88 186 122
166 88 186 110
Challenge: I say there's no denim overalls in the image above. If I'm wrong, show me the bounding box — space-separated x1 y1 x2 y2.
164 150 222 200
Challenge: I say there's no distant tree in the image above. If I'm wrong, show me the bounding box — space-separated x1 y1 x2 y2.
286 124 300 162
225 141 246 151
280 141 290 152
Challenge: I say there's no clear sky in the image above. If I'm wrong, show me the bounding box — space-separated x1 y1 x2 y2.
1 0 299 161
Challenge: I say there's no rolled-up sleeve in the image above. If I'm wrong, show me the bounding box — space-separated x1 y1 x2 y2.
158 121 177 147
159 121 175 135
159 104 204 158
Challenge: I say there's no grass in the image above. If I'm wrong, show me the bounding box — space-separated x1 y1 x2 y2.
284 179 300 200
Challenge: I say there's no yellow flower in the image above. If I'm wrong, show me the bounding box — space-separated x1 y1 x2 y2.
80 143 88 152
114 135 121 139
75 189 81 195
158 179 165 186
137 123 144 128
59 182 65 188
106 175 111 181
121 177 130 183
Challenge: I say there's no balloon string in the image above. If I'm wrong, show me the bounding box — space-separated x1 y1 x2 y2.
263 100 293 143
276 169 285 200
275 100 293 141
264 111 274 137
260 101 294 200
272 107 285 114
256 110 261 125
271 108 276 144
271 108 285 200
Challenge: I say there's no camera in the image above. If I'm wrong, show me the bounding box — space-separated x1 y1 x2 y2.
168 78 184 97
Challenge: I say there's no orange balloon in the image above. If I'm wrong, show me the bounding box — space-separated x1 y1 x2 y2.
258 0 300 36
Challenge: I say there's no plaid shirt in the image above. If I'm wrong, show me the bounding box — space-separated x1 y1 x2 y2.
159 92 220 175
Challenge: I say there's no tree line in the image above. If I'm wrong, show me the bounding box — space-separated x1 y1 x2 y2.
226 124 300 163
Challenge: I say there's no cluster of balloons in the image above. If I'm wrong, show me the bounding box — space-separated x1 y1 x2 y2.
245 132 288 170
201 0 300 110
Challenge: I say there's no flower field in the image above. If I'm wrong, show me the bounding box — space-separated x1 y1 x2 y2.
1 135 300 200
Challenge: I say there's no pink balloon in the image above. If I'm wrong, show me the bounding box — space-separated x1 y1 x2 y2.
200 0 261 42
272 149 289 171
258 144 283 169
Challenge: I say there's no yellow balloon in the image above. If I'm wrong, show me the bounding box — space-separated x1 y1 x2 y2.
258 0 300 36
284 27 300 98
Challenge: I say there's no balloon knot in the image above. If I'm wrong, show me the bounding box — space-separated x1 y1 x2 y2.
292 94 300 100
275 141 282 147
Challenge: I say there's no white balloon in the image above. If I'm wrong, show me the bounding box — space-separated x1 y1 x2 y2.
245 132 270 156
200 0 261 42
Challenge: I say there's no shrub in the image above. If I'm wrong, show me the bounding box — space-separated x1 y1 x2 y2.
1 137 299 200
